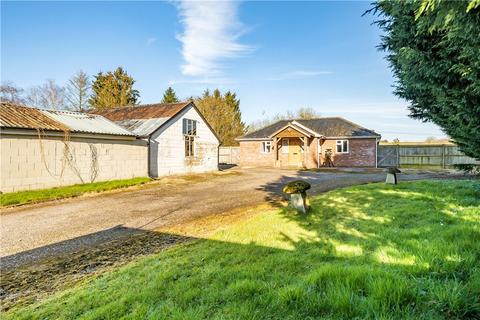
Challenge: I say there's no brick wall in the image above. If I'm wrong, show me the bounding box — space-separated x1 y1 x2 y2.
0 134 148 193
238 137 377 168
239 141 275 167
320 138 377 167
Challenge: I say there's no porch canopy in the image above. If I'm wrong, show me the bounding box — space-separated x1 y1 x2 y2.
268 121 323 167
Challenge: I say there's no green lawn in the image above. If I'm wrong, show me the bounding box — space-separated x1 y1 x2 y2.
0 177 151 207
4 180 480 319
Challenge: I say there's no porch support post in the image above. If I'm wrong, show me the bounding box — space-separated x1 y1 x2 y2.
303 136 308 168
273 137 279 167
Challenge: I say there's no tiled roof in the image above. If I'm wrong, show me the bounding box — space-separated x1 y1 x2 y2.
0 102 135 136
239 117 380 140
92 102 193 137
93 102 191 121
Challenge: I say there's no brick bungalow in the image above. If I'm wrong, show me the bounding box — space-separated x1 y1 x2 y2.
236 117 381 168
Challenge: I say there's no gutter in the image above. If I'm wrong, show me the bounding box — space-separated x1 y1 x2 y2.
0 128 138 141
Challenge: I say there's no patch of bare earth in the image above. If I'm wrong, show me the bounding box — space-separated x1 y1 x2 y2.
0 168 468 311
0 202 272 312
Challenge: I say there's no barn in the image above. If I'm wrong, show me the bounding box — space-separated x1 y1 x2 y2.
94 101 220 177
0 103 148 193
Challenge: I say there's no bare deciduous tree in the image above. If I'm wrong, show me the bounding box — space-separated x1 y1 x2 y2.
0 81 25 105
247 107 321 133
26 79 66 110
66 70 90 112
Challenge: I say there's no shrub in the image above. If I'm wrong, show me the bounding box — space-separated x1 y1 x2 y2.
453 164 480 176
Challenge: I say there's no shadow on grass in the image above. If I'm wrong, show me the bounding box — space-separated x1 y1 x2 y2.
2 179 480 319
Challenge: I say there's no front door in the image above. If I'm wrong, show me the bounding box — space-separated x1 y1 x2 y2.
288 138 303 166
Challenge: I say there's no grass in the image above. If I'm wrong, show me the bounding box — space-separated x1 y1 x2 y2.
0 177 151 207
4 180 480 319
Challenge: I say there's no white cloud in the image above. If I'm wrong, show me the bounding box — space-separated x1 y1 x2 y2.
175 0 253 77
146 37 157 46
267 70 332 81
168 77 238 85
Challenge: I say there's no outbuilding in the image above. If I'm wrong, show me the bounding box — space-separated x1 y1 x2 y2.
0 103 148 193
94 101 220 177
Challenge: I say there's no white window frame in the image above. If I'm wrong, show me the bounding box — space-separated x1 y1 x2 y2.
336 140 349 153
261 141 272 153
281 138 289 154
183 118 197 158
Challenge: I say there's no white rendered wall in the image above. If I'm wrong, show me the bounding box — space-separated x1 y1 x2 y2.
149 105 219 177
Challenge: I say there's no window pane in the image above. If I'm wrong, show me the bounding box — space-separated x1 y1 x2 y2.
190 137 194 156
183 119 187 135
337 144 342 153
343 140 348 152
185 137 189 156
192 120 197 135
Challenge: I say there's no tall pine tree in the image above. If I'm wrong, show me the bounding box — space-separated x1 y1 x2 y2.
89 67 139 110
161 87 179 103
195 89 246 146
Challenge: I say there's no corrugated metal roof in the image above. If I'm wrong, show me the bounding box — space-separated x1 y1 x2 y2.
93 102 191 121
0 102 69 131
42 109 135 136
115 118 169 137
0 102 136 136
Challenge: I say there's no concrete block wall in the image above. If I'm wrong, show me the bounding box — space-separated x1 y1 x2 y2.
1 134 148 193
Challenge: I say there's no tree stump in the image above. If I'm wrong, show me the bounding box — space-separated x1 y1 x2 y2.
386 167 401 185
283 180 311 214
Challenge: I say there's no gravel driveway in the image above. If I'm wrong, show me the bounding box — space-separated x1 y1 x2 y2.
0 167 455 269
0 167 463 310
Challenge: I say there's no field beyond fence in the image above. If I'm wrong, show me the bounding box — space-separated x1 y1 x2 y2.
377 144 478 169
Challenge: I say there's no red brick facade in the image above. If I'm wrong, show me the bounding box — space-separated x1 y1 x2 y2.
239 137 377 168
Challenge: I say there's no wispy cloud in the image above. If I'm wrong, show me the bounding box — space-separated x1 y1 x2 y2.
175 0 253 77
168 77 240 86
266 70 332 81
146 37 157 46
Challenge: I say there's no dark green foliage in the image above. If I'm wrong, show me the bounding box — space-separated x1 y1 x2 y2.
453 163 480 176
195 89 246 146
89 67 140 110
283 180 311 194
161 87 180 103
368 0 480 160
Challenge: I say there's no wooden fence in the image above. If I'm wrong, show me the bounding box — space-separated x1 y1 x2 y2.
219 146 240 165
377 144 479 169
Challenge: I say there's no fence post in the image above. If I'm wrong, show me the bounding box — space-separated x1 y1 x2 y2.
397 145 400 167
442 145 445 169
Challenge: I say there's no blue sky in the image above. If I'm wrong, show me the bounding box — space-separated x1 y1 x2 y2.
1 1 445 141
